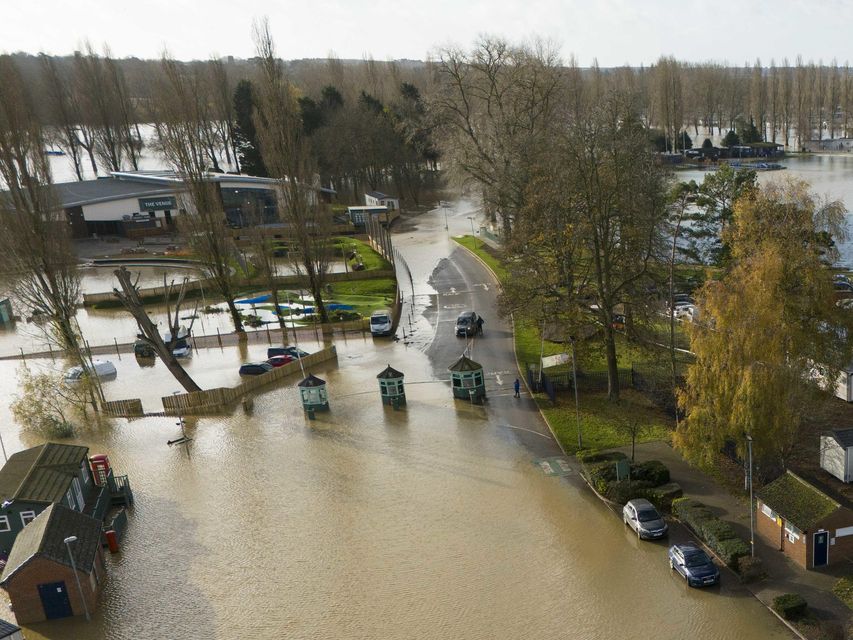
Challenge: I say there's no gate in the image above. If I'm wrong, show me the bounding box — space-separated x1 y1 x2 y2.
38 581 73 619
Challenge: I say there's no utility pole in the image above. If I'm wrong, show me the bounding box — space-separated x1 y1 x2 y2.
63 536 90 621
747 433 755 558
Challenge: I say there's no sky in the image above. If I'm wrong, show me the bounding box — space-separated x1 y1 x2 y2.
2 0 852 66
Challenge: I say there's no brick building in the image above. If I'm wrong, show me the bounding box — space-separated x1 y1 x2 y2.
756 471 853 570
0 504 105 624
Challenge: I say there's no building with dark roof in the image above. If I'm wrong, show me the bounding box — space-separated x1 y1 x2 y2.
0 504 105 623
364 191 399 211
0 619 22 640
0 444 94 556
48 170 335 239
756 470 853 569
821 428 853 483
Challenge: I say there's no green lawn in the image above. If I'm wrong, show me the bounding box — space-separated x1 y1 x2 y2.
333 237 392 271
453 233 676 453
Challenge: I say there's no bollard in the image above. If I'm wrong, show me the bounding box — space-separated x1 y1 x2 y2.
216 327 222 348
114 337 121 359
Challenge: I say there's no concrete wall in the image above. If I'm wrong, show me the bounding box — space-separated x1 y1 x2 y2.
5 551 104 624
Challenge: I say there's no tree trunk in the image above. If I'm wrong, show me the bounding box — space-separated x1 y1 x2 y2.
226 298 245 334
603 321 620 401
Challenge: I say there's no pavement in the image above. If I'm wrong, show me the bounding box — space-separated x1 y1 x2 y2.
623 440 852 631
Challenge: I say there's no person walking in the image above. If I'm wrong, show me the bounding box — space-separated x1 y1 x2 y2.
514 378 521 398
476 316 484 336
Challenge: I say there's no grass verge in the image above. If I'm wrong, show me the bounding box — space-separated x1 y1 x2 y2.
453 234 675 453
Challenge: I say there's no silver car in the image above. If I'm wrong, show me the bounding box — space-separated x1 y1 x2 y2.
623 498 668 540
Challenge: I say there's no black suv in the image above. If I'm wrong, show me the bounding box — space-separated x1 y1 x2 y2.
455 311 480 337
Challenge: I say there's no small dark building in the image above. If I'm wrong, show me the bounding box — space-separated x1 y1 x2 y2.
376 365 406 407
448 355 486 403
0 504 106 624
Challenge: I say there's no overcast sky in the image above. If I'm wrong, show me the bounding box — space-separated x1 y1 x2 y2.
2 0 852 66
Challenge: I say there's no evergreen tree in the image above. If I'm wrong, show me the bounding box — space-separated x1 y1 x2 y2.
232 79 267 176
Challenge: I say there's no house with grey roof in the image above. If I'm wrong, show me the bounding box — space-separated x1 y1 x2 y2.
820 428 853 483
0 444 96 557
0 503 105 623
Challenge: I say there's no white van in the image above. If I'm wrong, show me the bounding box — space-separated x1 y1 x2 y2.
370 309 393 337
64 359 117 382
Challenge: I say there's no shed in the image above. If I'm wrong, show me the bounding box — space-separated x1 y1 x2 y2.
364 191 400 211
755 471 853 569
0 503 106 623
376 365 405 407
835 364 853 402
298 374 329 412
820 429 853 483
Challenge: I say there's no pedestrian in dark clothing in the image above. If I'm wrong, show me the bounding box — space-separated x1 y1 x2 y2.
514 378 521 398
476 316 484 335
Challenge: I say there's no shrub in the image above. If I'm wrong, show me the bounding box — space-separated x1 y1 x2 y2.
713 537 751 569
646 483 683 512
737 556 765 583
631 460 670 486
832 576 853 610
673 499 715 533
577 450 627 464
604 480 653 505
773 593 808 620
586 460 618 486
698 518 738 548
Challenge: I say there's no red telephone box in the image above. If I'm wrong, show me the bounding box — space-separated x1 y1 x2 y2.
89 454 111 486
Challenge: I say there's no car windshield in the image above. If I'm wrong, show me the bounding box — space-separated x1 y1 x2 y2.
637 509 660 522
371 316 389 325
683 551 710 567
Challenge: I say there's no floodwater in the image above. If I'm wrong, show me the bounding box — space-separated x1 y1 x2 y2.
0 202 795 639
678 153 853 267
0 339 793 640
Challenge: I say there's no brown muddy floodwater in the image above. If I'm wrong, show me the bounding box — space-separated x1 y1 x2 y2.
0 335 792 640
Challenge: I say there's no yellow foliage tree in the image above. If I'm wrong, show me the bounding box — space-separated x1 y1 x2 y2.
676 179 851 468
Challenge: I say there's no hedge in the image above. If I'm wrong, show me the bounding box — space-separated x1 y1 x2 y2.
672 497 751 569
604 480 653 505
577 450 627 464
772 593 808 620
631 460 670 486
646 483 683 511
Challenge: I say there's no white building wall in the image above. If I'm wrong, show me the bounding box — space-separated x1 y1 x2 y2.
82 196 178 222
821 436 848 483
837 371 853 402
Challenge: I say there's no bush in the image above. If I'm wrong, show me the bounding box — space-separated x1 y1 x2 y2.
631 460 670 486
832 576 853 610
604 480 653 505
577 450 627 464
672 499 715 532
698 518 738 548
737 556 765 583
773 593 808 621
646 483 683 512
713 537 750 569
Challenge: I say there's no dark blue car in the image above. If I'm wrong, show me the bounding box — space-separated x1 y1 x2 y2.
668 544 720 587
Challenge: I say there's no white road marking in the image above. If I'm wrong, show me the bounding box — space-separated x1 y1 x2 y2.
497 424 554 440
495 372 503 386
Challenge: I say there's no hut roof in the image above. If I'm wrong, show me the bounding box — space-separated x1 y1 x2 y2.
757 471 840 531
448 355 483 372
376 365 404 379
298 374 326 388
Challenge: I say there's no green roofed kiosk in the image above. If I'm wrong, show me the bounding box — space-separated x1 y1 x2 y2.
448 355 485 404
298 374 329 417
377 365 406 408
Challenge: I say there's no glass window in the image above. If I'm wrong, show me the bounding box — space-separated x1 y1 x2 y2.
0 516 10 532
20 511 36 527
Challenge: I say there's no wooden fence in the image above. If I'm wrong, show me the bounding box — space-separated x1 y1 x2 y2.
102 398 144 417
160 344 338 415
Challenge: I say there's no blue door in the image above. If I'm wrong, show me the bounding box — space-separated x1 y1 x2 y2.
38 581 73 619
813 531 829 567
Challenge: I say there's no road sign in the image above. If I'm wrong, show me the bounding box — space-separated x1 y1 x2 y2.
541 353 570 368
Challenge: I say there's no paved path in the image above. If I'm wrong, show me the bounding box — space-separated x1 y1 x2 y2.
624 441 851 629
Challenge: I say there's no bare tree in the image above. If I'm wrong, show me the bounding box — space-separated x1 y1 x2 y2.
39 55 86 180
151 55 246 333
0 55 97 396
112 267 201 392
252 19 332 323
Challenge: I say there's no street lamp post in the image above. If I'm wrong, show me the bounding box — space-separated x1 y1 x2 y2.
467 216 476 237
746 434 755 558
570 336 582 449
63 536 90 622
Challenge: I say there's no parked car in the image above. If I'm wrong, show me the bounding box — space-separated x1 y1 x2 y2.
670 303 696 320
172 345 192 358
266 355 295 367
64 359 117 382
239 362 274 376
623 499 668 540
455 311 480 337
668 544 720 587
370 309 393 337
267 346 309 359
133 340 155 358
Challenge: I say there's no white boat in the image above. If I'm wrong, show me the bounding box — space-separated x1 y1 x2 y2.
64 359 117 382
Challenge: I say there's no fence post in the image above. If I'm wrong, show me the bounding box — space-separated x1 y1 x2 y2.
216 328 222 348
114 337 121 359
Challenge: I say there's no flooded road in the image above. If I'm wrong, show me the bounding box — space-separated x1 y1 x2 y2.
0 202 796 639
